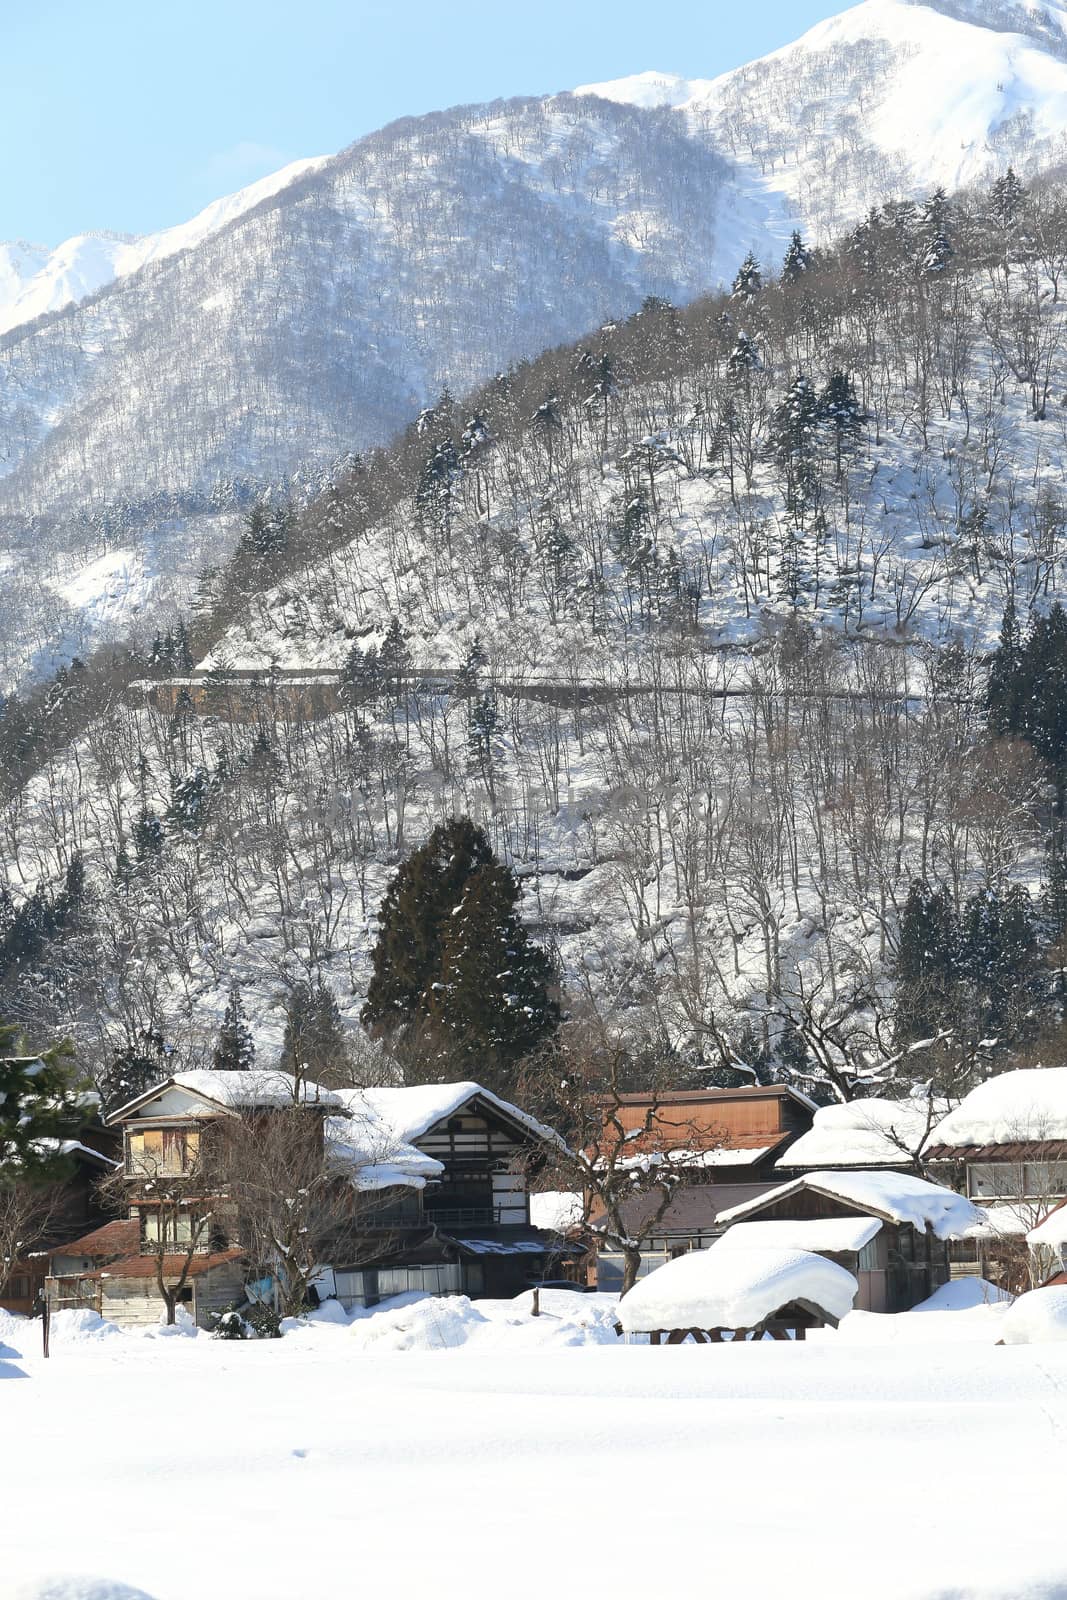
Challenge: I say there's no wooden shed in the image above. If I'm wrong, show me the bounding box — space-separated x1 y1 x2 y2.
716 1170 985 1313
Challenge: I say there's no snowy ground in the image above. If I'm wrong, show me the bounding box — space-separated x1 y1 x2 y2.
2 1291 1066 1600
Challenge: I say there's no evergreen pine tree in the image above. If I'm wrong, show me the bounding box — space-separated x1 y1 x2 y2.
425 861 559 1076
818 370 866 477
771 374 821 516
781 230 814 285
731 252 762 301
340 642 383 707
362 817 495 1035
919 187 955 278
378 618 412 702
100 1028 170 1115
959 884 1042 1050
0 1023 87 1178
896 878 960 1044
213 983 255 1072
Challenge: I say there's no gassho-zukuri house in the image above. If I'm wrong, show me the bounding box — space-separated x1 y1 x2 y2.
47 1070 576 1328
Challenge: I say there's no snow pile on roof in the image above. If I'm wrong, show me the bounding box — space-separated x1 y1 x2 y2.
928 1068 1067 1148
715 1217 882 1255
341 1081 563 1150
616 1246 858 1333
617 1145 776 1175
529 1191 583 1232
781 1098 935 1170
1028 1199 1067 1247
114 1069 345 1117
718 1170 984 1240
966 1201 1034 1239
1000 1286 1067 1345
325 1101 442 1192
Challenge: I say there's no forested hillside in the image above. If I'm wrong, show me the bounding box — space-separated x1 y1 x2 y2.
6 0 1067 693
5 170 1067 1110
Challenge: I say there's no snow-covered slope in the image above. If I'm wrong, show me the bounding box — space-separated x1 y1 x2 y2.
0 157 329 337
578 0 1067 239
6 0 1067 688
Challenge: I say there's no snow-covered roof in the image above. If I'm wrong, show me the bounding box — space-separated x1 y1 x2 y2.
325 1102 443 1193
780 1098 936 1170
616 1246 858 1333
334 1081 563 1151
33 1137 117 1168
1028 1200 1067 1248
927 1069 1067 1151
529 1191 583 1232
717 1170 984 1241
325 1081 563 1192
106 1069 345 1121
965 1202 1034 1240
714 1217 883 1255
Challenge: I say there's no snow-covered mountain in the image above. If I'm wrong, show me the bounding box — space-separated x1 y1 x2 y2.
0 158 330 338
4 0 1067 688
578 0 1067 239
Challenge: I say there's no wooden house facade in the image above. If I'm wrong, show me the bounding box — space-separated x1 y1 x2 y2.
49 1073 570 1328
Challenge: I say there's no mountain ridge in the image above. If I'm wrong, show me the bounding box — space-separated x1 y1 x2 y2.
3 0 1067 690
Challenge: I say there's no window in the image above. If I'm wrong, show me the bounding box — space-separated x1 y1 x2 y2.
857 1239 880 1272
7 1275 30 1300
969 1163 1024 1200
377 1264 462 1298
127 1127 199 1176
141 1210 202 1252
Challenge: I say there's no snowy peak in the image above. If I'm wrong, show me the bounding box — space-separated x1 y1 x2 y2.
0 155 331 338
577 0 1067 241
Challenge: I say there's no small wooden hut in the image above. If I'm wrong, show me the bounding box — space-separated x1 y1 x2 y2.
615 1245 858 1344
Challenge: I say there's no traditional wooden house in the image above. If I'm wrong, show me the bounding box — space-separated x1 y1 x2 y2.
52 1071 570 1327
591 1086 816 1290
925 1069 1067 1285
1 1127 119 1317
324 1083 575 1306
714 1170 984 1312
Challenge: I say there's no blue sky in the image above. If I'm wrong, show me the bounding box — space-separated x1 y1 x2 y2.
4 0 841 245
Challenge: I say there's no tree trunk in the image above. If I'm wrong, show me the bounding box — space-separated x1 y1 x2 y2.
620 1247 643 1297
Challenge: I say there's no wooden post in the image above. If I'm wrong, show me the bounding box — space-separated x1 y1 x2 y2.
41 1289 50 1360
531 1287 540 1318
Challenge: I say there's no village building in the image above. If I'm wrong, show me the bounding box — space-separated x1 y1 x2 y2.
591 1085 817 1289
713 1170 984 1313
1 1125 119 1317
49 1070 571 1328
924 1068 1067 1286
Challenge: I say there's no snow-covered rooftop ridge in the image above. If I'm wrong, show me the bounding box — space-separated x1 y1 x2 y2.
616 1245 858 1332
334 1081 564 1150
927 1068 1067 1148
108 1068 345 1119
717 1170 984 1240
780 1097 938 1170
715 1217 883 1254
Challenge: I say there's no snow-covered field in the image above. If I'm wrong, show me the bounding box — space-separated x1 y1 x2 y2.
3 1290 1066 1600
